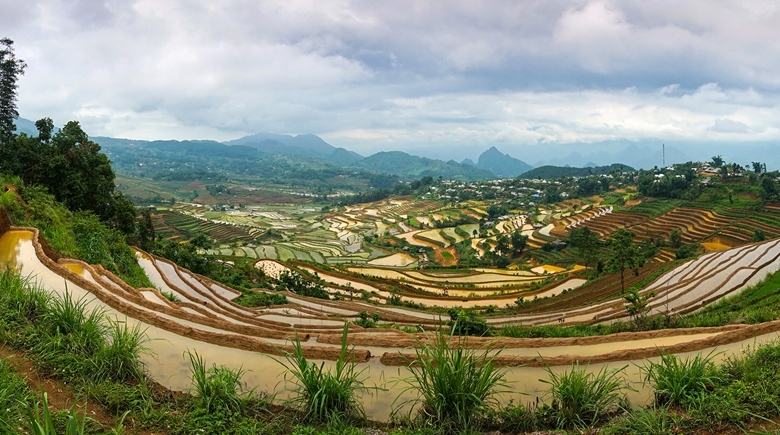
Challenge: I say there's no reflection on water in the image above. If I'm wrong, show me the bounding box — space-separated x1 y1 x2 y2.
61 262 85 275
0 231 29 273
4 229 780 421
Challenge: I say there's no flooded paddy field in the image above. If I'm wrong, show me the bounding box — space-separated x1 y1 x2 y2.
4 226 780 420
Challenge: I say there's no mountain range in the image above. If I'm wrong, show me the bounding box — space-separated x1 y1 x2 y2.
533 144 691 170
20 117 700 181
224 132 363 165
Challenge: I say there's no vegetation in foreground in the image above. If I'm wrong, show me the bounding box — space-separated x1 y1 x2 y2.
1 264 780 434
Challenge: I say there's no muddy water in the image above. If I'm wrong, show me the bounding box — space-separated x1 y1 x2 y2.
367 253 417 267
135 253 189 302
6 230 780 421
0 230 26 273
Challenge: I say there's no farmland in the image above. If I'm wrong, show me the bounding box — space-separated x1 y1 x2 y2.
138 163 780 317
6 164 780 434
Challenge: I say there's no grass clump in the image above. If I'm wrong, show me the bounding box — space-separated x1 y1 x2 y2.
604 405 681 435
160 290 180 303
32 290 108 379
541 362 629 429
278 324 369 424
641 351 719 407
394 325 506 432
95 321 149 383
187 349 248 414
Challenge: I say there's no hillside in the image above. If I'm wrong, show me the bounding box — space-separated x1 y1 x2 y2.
355 151 495 181
225 132 363 164
521 163 635 179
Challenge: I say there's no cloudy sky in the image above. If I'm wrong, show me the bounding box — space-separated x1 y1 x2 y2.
5 0 780 160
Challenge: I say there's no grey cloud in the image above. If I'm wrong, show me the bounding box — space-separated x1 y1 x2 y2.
710 118 750 133
6 0 780 152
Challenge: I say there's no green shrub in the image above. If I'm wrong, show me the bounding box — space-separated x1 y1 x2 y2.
278 324 368 423
447 309 489 336
394 326 506 432
541 362 628 428
234 290 287 307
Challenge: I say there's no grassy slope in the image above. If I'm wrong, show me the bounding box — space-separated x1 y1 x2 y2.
0 178 153 288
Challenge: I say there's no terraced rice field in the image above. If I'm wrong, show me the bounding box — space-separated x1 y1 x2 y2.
3 226 780 421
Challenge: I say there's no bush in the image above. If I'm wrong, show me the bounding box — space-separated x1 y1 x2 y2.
394 326 506 432
447 309 489 337
234 290 288 307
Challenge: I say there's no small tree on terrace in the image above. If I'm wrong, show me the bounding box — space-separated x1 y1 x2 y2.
568 226 600 274
624 288 654 329
509 229 527 258
606 228 644 294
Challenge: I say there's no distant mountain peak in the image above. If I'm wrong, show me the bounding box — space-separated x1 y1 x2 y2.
223 131 362 164
475 146 533 177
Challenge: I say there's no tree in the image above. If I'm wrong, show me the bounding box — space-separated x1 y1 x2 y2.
752 162 764 174
568 226 600 273
668 228 682 249
624 288 654 329
711 155 724 168
761 176 778 202
0 38 26 142
509 230 528 258
136 207 156 251
605 228 644 293
494 234 510 257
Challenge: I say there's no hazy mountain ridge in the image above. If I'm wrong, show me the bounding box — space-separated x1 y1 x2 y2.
356 151 495 181
534 144 691 170
521 163 636 179
226 132 363 164
475 146 533 177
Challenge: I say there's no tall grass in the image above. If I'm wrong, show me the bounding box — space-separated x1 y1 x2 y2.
0 272 149 385
541 363 628 429
0 271 50 348
604 405 680 435
394 325 507 432
26 392 90 435
95 320 149 383
278 324 369 423
187 349 247 413
32 290 107 378
0 357 32 433
641 351 719 407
